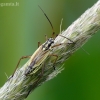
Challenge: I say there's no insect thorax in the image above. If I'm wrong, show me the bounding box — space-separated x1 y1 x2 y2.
42 38 54 51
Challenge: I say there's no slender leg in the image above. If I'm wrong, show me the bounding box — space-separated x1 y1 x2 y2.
12 55 31 77
52 32 55 38
51 40 75 48
50 54 58 70
45 35 48 41
55 34 58 38
51 42 73 48
38 42 41 47
41 63 45 76
51 43 62 48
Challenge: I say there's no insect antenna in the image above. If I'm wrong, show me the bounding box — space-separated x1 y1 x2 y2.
38 5 55 37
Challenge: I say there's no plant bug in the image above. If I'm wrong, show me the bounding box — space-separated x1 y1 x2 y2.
11 6 74 77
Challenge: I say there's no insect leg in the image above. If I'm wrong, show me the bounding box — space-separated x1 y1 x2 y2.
12 55 31 77
41 62 46 76
45 35 48 41
38 42 41 47
50 54 58 70
51 43 62 48
51 42 74 48
51 34 75 49
52 32 55 38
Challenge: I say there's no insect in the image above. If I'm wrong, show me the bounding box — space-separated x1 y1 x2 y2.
11 6 74 77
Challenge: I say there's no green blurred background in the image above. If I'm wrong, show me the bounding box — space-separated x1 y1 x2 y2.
0 0 100 100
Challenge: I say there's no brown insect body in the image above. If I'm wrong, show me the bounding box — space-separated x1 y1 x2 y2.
25 38 55 75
